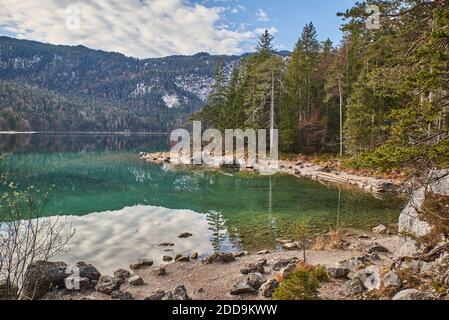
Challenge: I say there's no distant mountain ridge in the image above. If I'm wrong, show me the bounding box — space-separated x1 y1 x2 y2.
0 36 245 132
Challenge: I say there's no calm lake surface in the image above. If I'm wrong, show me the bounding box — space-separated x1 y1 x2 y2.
0 133 405 272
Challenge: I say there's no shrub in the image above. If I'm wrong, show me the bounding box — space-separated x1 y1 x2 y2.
273 264 329 300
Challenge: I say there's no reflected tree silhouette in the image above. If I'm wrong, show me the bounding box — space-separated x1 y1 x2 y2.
207 210 228 252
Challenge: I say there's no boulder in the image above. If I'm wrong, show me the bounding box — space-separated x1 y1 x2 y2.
327 267 350 279
172 285 192 301
163 256 173 262
130 259 153 270
336 255 374 270
152 267 166 276
176 256 190 262
113 269 131 281
21 261 68 300
382 270 401 289
71 262 101 281
259 279 279 298
179 232 193 239
241 262 265 275
282 242 299 251
273 258 299 271
393 289 433 300
354 266 381 292
65 276 90 290
247 273 266 290
230 282 256 295
279 262 297 279
368 244 389 254
203 253 236 264
95 276 121 295
257 250 270 255
111 290 134 300
191 252 199 260
144 290 166 301
343 278 364 296
372 224 388 235
129 275 144 286
174 254 182 260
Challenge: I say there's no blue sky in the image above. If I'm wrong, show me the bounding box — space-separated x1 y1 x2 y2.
0 0 357 58
198 0 358 51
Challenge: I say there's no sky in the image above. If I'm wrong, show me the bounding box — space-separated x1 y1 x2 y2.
0 0 358 59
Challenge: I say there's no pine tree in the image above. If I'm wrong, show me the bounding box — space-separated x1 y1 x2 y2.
255 30 275 61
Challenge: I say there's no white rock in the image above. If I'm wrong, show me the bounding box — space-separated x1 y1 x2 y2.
372 224 388 234
393 289 433 300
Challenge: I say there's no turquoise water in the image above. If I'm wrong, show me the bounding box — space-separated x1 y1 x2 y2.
0 133 404 272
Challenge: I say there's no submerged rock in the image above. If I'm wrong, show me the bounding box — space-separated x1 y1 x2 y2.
130 259 153 270
176 256 190 262
179 232 193 239
159 243 175 247
191 252 199 260
163 256 173 262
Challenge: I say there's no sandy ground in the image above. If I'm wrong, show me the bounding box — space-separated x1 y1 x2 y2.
59 234 398 301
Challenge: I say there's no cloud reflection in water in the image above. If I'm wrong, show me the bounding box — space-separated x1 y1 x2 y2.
55 205 236 273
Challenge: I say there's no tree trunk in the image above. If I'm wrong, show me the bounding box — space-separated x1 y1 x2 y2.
338 78 343 157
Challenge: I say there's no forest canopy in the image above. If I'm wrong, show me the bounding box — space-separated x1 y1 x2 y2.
192 0 449 171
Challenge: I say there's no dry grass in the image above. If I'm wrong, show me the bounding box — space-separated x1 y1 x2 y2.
313 235 327 251
420 194 449 249
329 228 343 250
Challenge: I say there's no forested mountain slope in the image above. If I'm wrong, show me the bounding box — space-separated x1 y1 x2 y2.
0 36 240 132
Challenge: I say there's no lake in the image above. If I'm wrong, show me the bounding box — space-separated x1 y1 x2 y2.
0 133 405 273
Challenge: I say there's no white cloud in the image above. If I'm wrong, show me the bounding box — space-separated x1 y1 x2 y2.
254 27 278 35
256 8 269 22
0 0 256 58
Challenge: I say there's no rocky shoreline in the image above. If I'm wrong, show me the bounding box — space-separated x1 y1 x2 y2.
139 152 401 194
6 209 447 301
